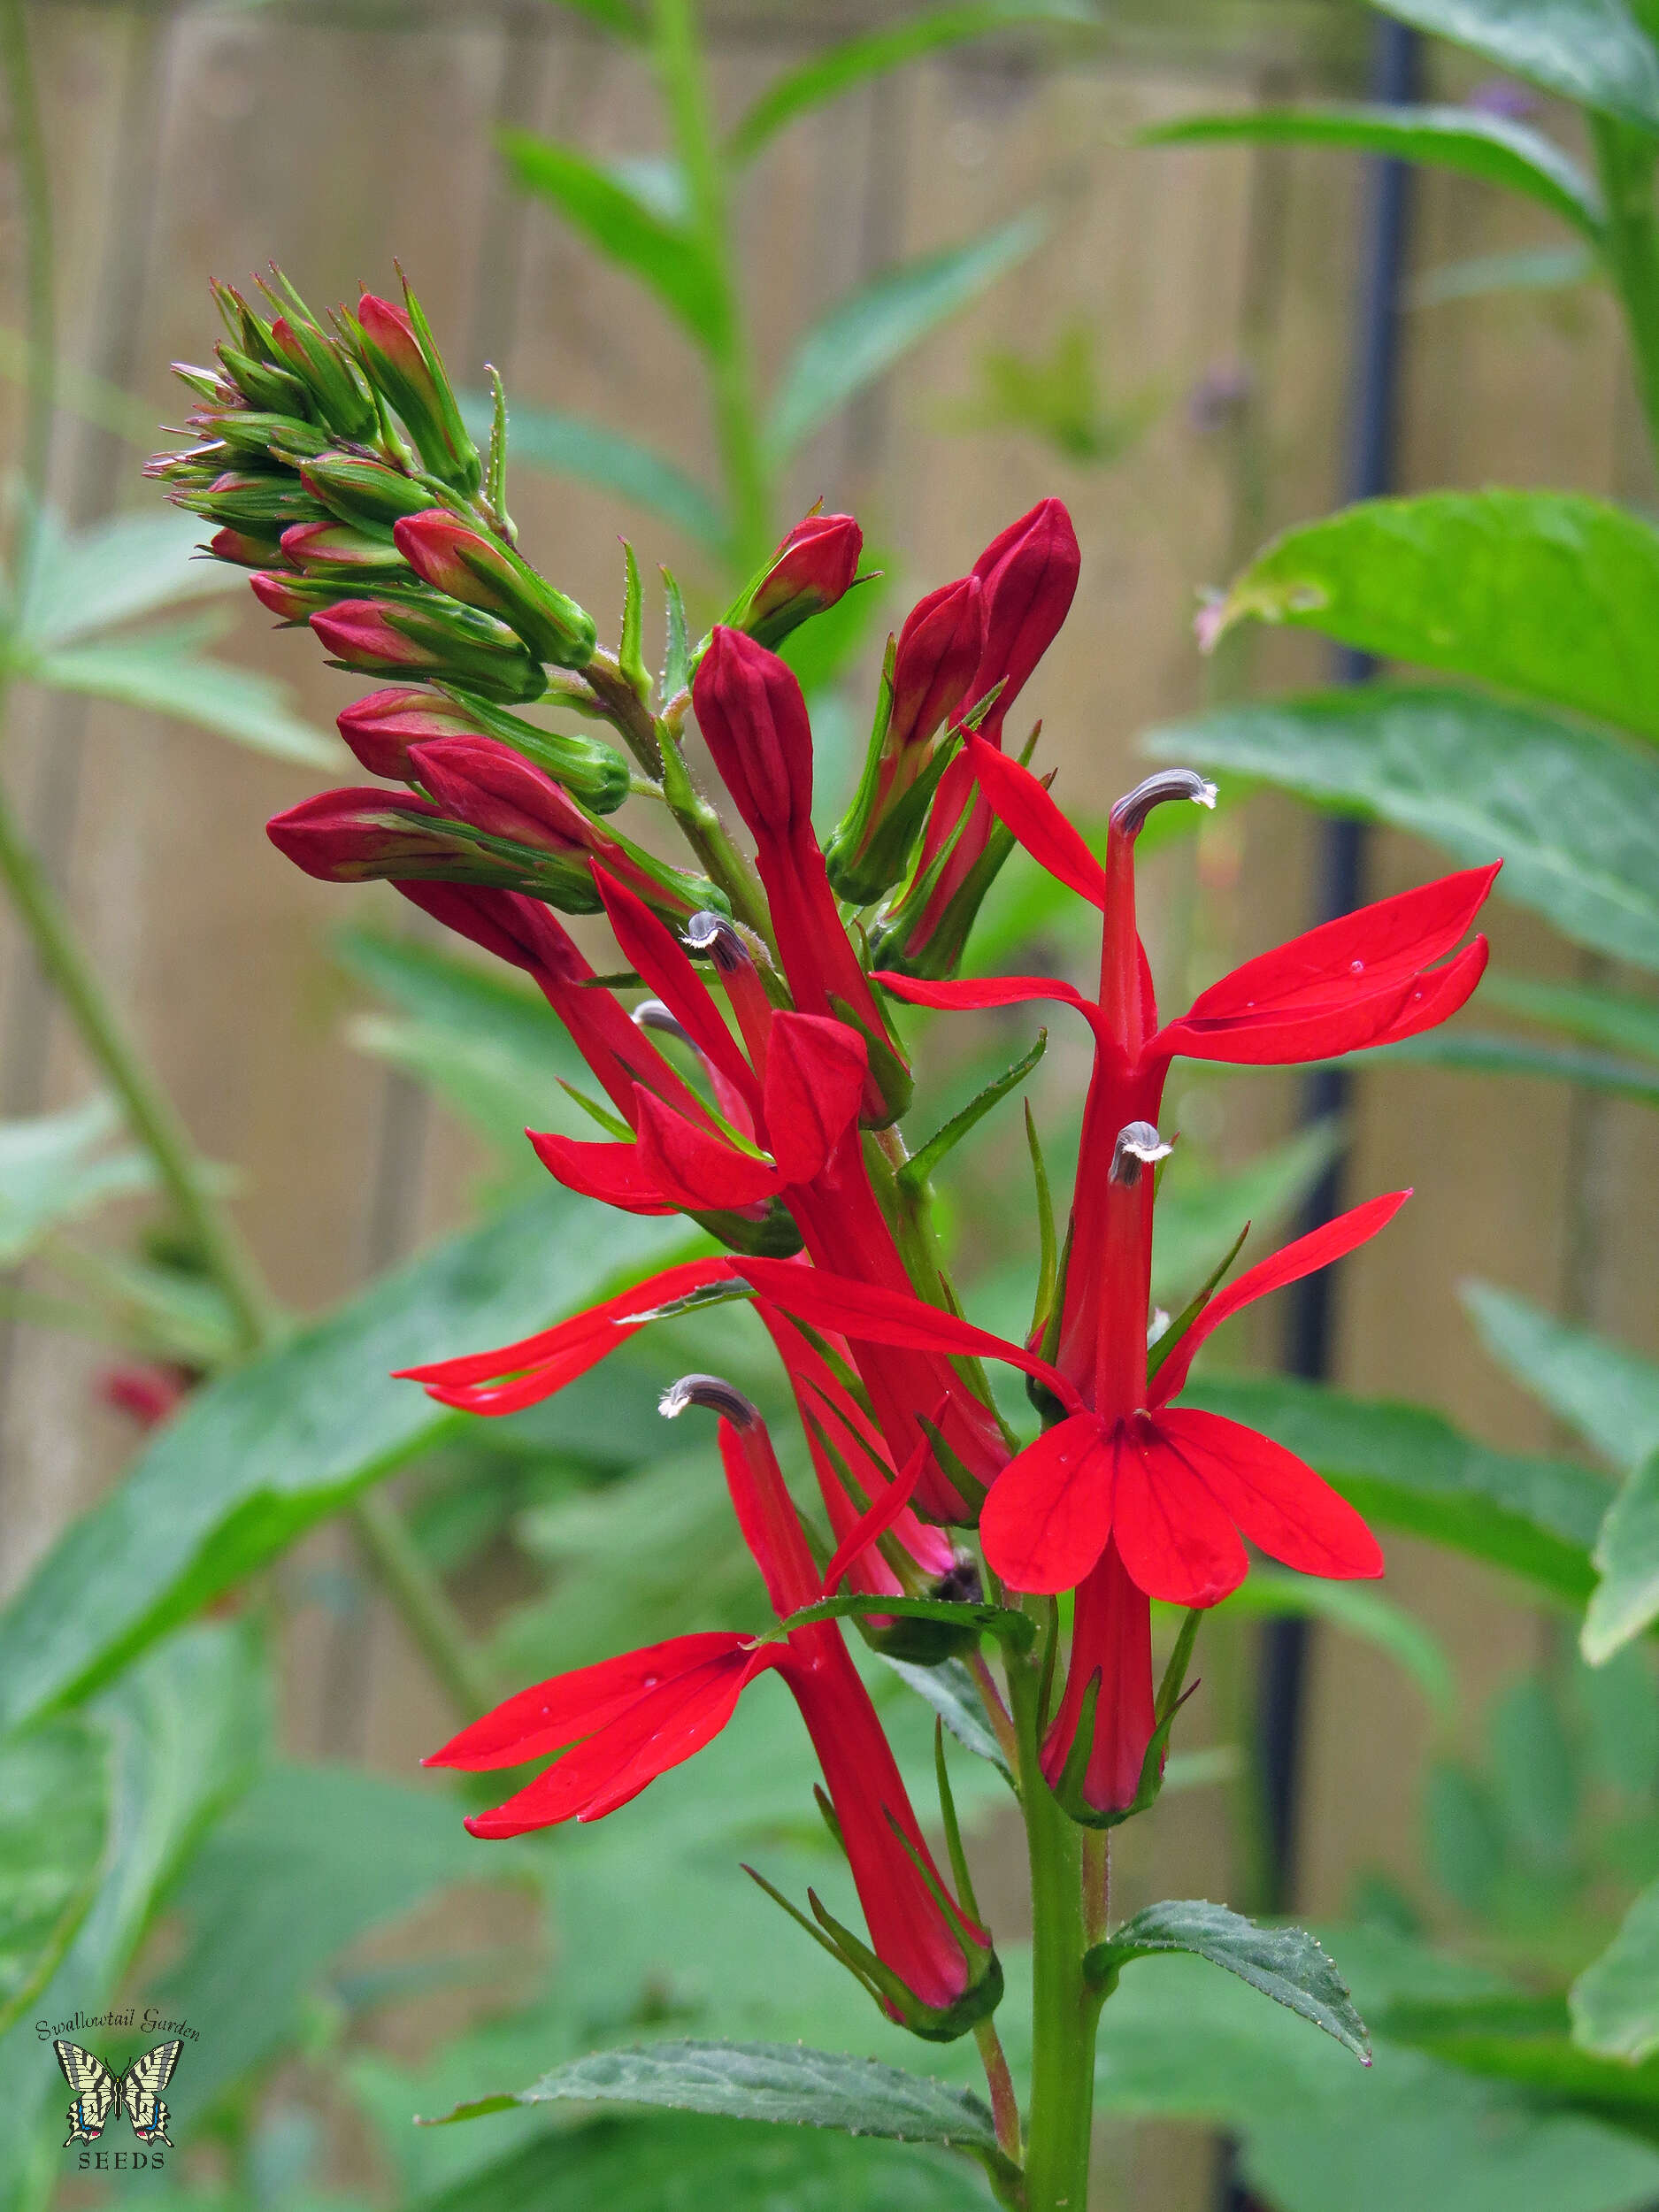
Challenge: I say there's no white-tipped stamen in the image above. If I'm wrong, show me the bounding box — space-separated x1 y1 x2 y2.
1110 1120 1174 1187
1110 768 1217 841
632 998 695 1048
659 1372 760 1427
686 908 760 974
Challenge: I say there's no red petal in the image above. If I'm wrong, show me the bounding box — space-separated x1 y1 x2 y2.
1373 934 1488 1044
761 1012 867 1185
732 1256 1080 1409
875 966 1105 1039
594 867 759 1110
426 1632 757 1770
821 1432 931 1596
1112 1417 1249 1606
526 1126 680 1213
1148 1409 1384 1580
1150 1190 1410 1406
979 1415 1116 1594
633 1090 781 1208
965 734 1110 908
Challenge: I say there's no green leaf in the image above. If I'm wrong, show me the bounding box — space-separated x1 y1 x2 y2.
1087 1900 1371 2062
1461 1281 1659 1472
459 392 726 552
1408 243 1596 309
727 0 1095 163
0 1622 266 2195
1145 105 1603 239
1483 973 1659 1064
0 1717 110 2037
35 615 336 766
1151 1118 1343 1310
498 131 727 355
1585 1451 1659 1662
1222 1571 1456 1717
1183 1372 1609 1603
406 2115 979 2212
1489 1677 1578 1866
0 1094 157 1265
1143 686 1659 970
880 1655 1013 1782
18 506 245 647
544 0 644 36
1572 1878 1659 2061
897 1029 1047 1194
1375 1028 1659 1107
428 2039 1012 2181
1370 0 1659 134
154 1763 502 2108
1201 493 1659 747
0 1190 685 1733
767 213 1048 460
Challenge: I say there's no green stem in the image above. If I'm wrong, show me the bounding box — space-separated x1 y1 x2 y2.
0 0 54 607
1593 116 1659 465
349 1490 497 1719
653 710 776 947
0 771 278 1353
1010 1619 1102 2212
650 0 772 566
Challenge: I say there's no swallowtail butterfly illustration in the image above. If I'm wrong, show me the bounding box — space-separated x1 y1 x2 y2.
53 2039 181 2147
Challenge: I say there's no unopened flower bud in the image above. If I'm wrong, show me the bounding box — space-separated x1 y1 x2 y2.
311 596 547 704
267 787 531 887
734 511 863 650
178 468 327 534
208 525 284 568
337 687 628 811
348 284 481 495
961 496 1079 744
196 409 330 465
250 571 349 624
691 626 813 839
299 449 437 532
280 519 409 576
268 311 377 443
214 343 309 417
393 510 595 670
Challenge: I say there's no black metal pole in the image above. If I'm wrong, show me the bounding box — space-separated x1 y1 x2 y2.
1220 19 1418 2211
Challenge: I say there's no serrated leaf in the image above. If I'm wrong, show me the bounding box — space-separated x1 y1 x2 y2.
427 2039 1011 2178
728 1 1095 163
1202 494 1659 747
767 214 1048 459
1572 1878 1659 2061
0 1193 684 1733
0 1718 110 2037
35 616 336 766
459 392 726 552
499 131 728 355
1144 686 1659 970
1370 0 1659 134
1146 105 1602 238
1585 1451 1659 1663
1462 1281 1659 1472
1183 1372 1609 1604
0 1095 157 1266
1088 1900 1371 2062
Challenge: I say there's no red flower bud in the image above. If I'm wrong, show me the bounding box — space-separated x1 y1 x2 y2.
336 687 631 812
311 595 546 704
350 285 481 495
337 687 482 780
250 571 342 624
411 735 592 856
280 519 407 576
890 573 986 754
393 510 596 670
208 525 283 568
267 788 497 884
960 495 1079 743
740 511 863 649
692 626 813 840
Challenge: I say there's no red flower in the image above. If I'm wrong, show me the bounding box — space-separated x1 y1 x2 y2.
1041 1539 1155 1818
426 1380 997 2037
739 511 864 649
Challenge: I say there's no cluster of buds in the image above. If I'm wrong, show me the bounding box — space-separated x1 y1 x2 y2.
163 270 1502 2038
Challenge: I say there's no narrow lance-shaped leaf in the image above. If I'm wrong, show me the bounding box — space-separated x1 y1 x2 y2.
18 507 246 649
1198 494 1659 749
1583 1451 1659 1664
896 1029 1047 1194
728 0 1098 164
1086 1900 1371 2062
1368 0 1659 136
767 213 1048 460
0 1719 110 2039
498 131 728 355
1571 1878 1659 2062
1144 686 1659 972
1144 106 1604 240
1461 1281 1659 1473
0 1096 157 1268
1482 973 1659 1065
1409 242 1595 308
1221 1571 1456 1717
459 391 727 554
1378 1028 1659 1108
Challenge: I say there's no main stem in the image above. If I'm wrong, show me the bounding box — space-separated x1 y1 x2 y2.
651 0 772 568
1010 1624 1101 2212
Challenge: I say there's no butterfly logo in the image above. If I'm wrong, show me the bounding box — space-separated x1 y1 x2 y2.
53 2039 182 2148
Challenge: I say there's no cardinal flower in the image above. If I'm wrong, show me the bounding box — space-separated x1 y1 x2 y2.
425 1377 998 2039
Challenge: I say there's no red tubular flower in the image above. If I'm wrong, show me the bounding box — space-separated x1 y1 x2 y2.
425 1379 997 2038
691 628 907 1122
266 787 514 885
337 687 630 813
1041 1539 1155 1818
311 596 546 704
873 500 1079 972
739 511 864 650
